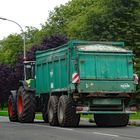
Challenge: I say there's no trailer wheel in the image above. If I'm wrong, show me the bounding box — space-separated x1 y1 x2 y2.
48 96 59 126
57 95 80 127
8 94 18 122
17 86 36 123
94 114 129 127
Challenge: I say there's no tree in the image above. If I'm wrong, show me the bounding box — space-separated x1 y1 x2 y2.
0 26 47 65
0 64 18 108
43 0 140 74
42 0 140 49
0 34 23 64
17 34 68 62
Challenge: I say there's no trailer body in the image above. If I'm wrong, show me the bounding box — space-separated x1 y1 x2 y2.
34 41 136 113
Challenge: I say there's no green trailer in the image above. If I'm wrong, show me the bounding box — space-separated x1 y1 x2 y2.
8 40 138 127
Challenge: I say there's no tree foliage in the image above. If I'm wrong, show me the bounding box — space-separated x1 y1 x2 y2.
0 26 48 65
17 34 68 63
0 64 20 107
44 0 140 73
44 0 140 50
0 34 23 64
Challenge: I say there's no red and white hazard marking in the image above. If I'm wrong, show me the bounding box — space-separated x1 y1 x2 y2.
133 74 139 84
72 73 80 84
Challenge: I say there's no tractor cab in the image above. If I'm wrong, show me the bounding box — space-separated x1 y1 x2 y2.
24 61 35 80
24 61 36 89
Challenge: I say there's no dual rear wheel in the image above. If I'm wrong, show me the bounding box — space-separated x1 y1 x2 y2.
47 95 129 127
47 95 80 127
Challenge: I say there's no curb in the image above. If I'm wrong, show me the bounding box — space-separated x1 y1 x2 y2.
129 120 140 126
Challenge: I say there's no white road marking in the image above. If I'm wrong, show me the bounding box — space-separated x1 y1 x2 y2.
10 122 140 139
12 122 120 137
93 132 119 137
11 122 74 131
12 122 120 138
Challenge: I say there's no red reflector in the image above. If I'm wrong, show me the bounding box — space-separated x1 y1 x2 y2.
130 106 137 112
80 60 85 63
76 106 83 111
76 106 89 112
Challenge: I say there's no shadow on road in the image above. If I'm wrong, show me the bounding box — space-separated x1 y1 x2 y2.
33 121 101 128
33 121 130 129
0 119 131 130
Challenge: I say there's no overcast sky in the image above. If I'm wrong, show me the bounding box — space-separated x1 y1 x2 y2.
0 0 69 40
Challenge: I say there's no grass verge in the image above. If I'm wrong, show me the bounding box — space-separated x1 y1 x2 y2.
130 109 140 119
0 111 8 116
35 114 43 120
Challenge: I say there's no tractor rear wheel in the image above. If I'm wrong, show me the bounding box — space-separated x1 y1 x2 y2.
17 86 36 123
94 114 129 127
8 94 18 122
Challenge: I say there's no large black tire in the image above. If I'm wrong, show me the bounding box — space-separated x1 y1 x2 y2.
57 95 80 127
17 86 36 123
94 114 129 127
48 96 59 126
8 94 18 122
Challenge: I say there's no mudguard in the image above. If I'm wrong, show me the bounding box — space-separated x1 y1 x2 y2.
10 90 17 101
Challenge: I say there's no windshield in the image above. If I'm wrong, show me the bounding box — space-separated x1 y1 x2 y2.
25 62 35 79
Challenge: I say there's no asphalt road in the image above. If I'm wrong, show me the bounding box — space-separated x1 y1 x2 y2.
0 116 140 140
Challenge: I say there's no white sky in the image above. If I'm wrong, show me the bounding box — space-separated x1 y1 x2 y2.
0 0 69 40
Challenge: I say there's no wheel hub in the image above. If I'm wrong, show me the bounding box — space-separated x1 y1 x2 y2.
49 106 53 121
59 103 64 122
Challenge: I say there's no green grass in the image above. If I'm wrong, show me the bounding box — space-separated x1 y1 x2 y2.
35 115 43 120
0 111 43 120
0 107 8 116
0 107 8 111
130 109 140 119
81 114 93 119
0 111 8 116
